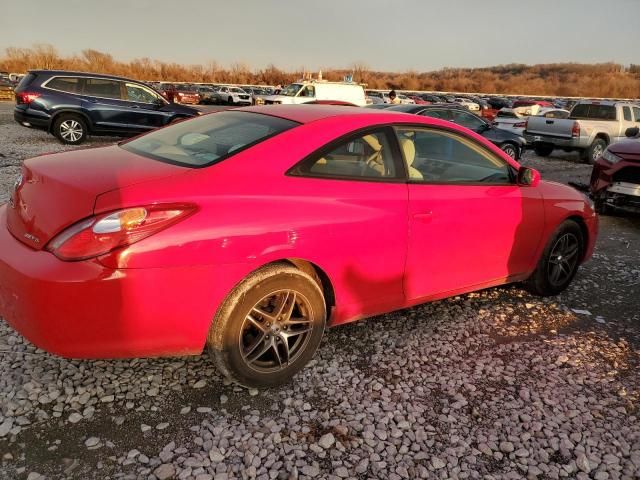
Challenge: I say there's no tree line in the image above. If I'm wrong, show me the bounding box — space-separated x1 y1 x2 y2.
2 44 639 98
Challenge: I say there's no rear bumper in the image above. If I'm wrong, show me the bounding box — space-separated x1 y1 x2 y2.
523 133 583 149
0 204 222 358
14 107 50 130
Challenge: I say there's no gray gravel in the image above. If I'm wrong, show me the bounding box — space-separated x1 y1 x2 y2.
0 102 639 479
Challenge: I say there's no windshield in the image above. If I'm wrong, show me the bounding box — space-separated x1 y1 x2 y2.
280 84 303 96
230 87 246 93
121 111 299 168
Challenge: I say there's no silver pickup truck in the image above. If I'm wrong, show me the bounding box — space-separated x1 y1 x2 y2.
524 101 640 163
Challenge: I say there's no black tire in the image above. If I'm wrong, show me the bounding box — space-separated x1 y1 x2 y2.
525 220 584 296
228 96 234 105
208 263 326 387
52 114 87 145
534 144 554 157
582 138 607 165
594 198 611 215
500 143 519 160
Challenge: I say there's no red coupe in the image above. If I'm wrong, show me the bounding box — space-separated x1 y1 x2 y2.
0 105 598 386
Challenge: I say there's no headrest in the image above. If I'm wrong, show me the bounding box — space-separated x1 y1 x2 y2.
399 137 416 166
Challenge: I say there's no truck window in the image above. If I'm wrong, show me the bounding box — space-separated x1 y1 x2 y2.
570 104 616 121
634 107 640 122
623 107 632 121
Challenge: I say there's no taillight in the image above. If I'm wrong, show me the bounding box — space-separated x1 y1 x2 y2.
513 122 527 128
46 204 196 261
571 121 580 138
16 92 41 104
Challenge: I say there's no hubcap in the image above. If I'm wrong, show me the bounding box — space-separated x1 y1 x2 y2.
547 233 580 287
239 290 314 373
60 120 83 142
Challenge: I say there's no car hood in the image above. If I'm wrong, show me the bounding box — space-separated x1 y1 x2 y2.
483 126 526 144
608 140 640 159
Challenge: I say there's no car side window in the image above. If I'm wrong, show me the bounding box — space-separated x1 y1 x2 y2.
450 110 486 131
298 86 315 97
420 109 451 121
46 76 80 93
83 79 123 99
623 107 633 122
125 83 160 103
634 107 640 122
394 127 514 185
290 130 399 180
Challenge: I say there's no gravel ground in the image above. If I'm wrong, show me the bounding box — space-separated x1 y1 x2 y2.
0 102 639 480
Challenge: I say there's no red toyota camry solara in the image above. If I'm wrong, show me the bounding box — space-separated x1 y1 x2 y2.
0 105 598 387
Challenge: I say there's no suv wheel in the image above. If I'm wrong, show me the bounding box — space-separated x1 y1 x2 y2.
228 96 234 105
53 114 87 145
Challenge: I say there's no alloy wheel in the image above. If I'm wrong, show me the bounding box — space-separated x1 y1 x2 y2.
60 120 83 142
547 233 580 287
502 145 517 158
239 289 315 373
592 143 604 161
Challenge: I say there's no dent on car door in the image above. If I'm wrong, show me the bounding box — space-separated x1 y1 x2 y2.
287 127 409 322
395 126 543 302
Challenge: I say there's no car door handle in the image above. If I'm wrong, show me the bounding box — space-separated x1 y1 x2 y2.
413 211 433 222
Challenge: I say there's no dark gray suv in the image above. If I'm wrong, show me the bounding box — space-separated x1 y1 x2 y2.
14 70 200 144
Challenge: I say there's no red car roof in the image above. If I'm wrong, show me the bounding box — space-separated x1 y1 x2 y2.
236 105 378 124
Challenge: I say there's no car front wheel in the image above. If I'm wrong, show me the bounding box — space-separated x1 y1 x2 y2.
208 263 326 387
53 114 87 145
525 220 583 296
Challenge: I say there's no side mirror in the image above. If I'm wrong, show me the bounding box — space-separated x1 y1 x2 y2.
517 167 541 187
625 126 639 138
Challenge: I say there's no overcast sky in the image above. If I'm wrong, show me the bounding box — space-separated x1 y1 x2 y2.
1 0 638 72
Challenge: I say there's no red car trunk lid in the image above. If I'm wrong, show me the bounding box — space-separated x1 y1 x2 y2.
6 146 186 250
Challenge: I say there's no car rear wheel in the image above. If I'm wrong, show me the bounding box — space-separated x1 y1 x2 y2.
53 114 87 145
582 138 607 165
208 263 326 387
525 220 583 296
228 96 234 105
534 144 554 157
500 143 519 159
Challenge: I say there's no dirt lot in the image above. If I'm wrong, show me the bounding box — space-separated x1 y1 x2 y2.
0 102 638 480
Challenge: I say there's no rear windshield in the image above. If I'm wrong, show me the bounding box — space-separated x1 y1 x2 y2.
570 104 617 120
121 111 299 167
17 73 37 90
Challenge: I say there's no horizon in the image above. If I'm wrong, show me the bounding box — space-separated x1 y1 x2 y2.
1 0 638 72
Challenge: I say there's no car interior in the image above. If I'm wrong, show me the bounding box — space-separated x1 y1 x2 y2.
305 129 512 184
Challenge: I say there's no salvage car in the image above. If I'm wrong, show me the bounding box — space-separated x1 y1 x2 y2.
387 104 527 159
590 126 640 214
0 105 597 387
13 71 200 145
